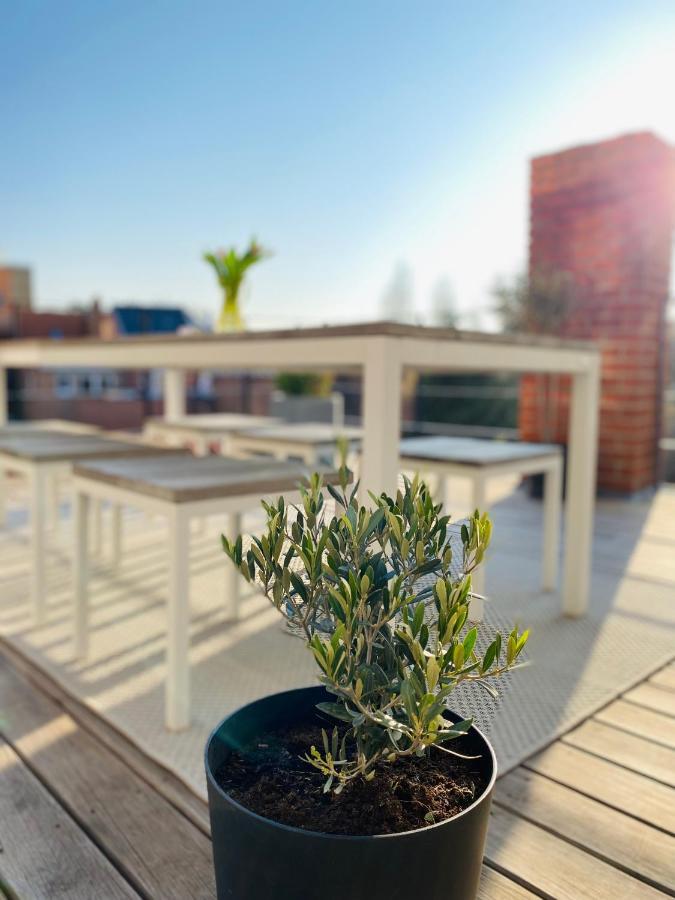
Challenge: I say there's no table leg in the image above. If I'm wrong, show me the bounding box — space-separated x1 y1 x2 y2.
562 367 600 616
30 467 47 624
223 512 242 621
73 490 90 658
0 467 5 527
194 436 209 457
468 474 487 622
438 473 450 510
111 503 122 571
164 368 186 421
360 337 402 503
91 498 103 556
166 508 190 730
542 458 562 592
48 473 60 532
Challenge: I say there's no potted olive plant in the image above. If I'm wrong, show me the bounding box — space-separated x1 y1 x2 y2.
207 470 528 900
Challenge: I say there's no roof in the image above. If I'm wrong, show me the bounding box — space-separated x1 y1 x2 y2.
113 306 192 335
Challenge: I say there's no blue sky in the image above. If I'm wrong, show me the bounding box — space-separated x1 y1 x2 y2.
1 1 674 329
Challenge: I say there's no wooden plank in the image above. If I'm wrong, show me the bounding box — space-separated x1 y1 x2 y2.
0 638 210 833
485 806 664 899
496 767 675 891
649 666 675 692
596 698 675 749
624 683 675 718
477 866 537 899
0 655 216 899
524 743 675 835
0 738 138 900
563 719 675 787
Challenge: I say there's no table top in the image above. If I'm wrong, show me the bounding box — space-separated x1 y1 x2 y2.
145 414 279 434
0 432 189 464
0 419 101 435
234 423 363 445
73 454 344 503
399 436 561 467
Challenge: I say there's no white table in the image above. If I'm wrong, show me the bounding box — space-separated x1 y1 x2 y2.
71 454 342 730
0 322 600 617
0 432 187 624
143 413 278 455
228 422 363 465
400 436 563 620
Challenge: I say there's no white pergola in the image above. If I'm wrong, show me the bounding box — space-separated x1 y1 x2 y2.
0 322 600 616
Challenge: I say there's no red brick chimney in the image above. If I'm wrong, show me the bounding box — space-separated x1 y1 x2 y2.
521 132 675 493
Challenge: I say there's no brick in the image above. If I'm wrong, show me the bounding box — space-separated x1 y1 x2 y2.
521 132 675 493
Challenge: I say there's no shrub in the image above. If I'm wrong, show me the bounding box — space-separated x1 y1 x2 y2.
222 470 528 792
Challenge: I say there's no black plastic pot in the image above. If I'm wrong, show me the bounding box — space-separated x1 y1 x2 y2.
205 686 496 900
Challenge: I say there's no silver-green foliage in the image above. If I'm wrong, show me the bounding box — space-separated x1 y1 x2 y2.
222 470 529 791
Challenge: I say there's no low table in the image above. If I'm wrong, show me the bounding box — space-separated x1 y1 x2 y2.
229 422 363 465
0 422 103 531
0 432 187 624
143 413 278 455
400 436 563 619
71 455 343 730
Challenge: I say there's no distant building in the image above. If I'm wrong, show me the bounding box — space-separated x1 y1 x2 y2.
0 266 32 309
2 296 198 428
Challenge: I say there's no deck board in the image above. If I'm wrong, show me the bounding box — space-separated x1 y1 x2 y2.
0 738 139 900
485 806 665 899
595 698 675 749
648 664 675 692
0 639 673 898
495 767 675 891
0 654 215 899
524 742 675 835
624 682 675 718
562 719 675 787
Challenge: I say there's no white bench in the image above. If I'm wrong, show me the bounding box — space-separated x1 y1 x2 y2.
228 422 362 466
143 413 278 456
71 455 342 731
400 436 563 620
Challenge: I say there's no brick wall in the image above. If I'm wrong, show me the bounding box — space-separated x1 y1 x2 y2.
521 132 675 493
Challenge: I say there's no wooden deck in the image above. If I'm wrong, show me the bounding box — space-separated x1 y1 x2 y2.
1 639 673 899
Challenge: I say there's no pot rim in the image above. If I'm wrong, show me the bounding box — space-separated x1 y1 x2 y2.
204 685 497 841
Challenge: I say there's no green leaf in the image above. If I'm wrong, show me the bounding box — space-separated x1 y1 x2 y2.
316 701 354 723
463 627 478 658
426 656 440 691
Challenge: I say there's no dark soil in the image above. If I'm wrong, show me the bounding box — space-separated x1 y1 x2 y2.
214 718 490 836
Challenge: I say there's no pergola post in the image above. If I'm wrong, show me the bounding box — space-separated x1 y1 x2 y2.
163 368 186 422
360 337 401 503
562 361 600 616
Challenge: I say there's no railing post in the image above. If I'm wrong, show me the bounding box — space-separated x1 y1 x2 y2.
0 368 7 425
360 337 401 503
163 368 186 422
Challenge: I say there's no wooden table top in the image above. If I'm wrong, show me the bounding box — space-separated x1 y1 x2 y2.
145 414 279 434
73 454 344 503
0 433 189 464
400 436 561 467
234 423 363 445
